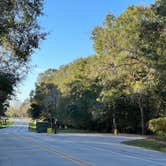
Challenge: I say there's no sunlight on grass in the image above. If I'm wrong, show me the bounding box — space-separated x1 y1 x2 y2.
0 118 14 129
123 138 166 153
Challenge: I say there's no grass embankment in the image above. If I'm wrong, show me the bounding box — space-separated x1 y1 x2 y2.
0 118 13 129
123 137 166 153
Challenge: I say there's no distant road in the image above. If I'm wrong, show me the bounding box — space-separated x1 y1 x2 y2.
0 118 166 166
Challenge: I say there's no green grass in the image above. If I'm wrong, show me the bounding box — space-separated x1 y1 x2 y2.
0 119 14 129
123 137 166 153
29 124 36 129
28 121 37 132
57 129 98 133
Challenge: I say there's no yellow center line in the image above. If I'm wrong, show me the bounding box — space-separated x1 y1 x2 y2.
15 134 95 166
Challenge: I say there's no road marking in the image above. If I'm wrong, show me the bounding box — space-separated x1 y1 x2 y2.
15 134 95 166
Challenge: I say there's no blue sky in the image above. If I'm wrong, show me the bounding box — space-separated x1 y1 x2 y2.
14 0 155 103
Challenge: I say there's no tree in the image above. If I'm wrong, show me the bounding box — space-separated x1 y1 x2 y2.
0 72 17 115
91 3 166 134
28 0 166 134
0 0 45 113
29 82 59 127
7 99 30 117
139 0 166 117
0 0 45 61
28 103 42 120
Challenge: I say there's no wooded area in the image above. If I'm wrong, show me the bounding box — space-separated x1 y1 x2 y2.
28 0 166 134
0 0 165 135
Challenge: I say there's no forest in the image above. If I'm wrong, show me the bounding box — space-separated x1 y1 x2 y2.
28 0 166 135
1 0 165 135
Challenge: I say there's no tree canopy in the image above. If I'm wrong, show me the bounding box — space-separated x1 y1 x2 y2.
28 0 166 134
0 0 45 114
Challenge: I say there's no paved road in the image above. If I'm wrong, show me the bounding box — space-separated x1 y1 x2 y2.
0 119 166 166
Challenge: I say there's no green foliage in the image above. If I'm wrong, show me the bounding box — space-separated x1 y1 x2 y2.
7 99 30 117
0 118 13 129
28 0 166 134
148 117 166 136
0 0 45 61
0 0 45 114
28 103 41 119
29 83 59 123
0 72 17 115
90 1 166 134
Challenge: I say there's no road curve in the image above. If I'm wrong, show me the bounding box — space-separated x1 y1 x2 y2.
0 118 166 166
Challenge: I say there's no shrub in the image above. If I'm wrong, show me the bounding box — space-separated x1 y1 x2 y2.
148 117 166 136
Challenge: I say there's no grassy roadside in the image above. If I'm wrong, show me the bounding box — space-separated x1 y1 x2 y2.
0 118 14 129
123 137 166 153
28 121 37 132
57 129 93 133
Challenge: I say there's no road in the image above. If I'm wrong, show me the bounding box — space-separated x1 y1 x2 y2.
0 119 166 166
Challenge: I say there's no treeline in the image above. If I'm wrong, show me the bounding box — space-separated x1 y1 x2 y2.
28 0 166 134
7 99 30 118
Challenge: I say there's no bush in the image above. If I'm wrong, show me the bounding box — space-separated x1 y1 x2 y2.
148 117 166 136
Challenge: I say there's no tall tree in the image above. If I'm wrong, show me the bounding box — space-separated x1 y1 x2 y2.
0 0 45 113
91 2 166 134
29 82 59 127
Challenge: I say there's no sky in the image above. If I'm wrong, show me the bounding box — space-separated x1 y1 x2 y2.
13 0 155 104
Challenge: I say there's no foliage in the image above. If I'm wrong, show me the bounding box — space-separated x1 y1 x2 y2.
28 0 166 134
0 72 18 115
0 0 45 114
148 117 166 136
0 118 13 129
28 103 41 119
90 1 166 134
7 99 30 117
29 82 59 128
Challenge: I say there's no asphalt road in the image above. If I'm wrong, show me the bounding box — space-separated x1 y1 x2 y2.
0 119 166 166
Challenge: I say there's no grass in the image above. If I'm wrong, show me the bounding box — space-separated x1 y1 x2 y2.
28 123 90 133
123 137 166 153
0 118 13 129
28 121 37 132
29 123 36 129
57 129 91 133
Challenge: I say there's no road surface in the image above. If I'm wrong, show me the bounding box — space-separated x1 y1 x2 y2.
0 119 166 166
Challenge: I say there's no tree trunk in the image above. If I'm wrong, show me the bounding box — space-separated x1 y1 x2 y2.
139 94 144 135
113 112 117 129
112 103 117 130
